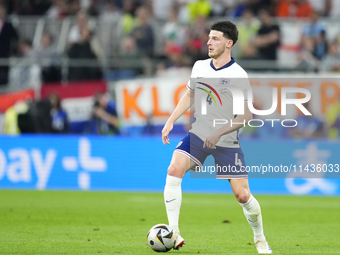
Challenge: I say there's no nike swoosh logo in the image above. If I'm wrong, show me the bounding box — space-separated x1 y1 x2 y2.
166 199 176 203
248 219 257 223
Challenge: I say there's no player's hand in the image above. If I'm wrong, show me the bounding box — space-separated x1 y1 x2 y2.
203 133 221 149
162 122 173 145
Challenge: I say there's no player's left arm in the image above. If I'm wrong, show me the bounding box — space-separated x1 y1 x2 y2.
203 102 252 149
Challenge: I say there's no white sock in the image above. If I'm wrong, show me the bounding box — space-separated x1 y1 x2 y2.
239 194 266 242
164 175 182 232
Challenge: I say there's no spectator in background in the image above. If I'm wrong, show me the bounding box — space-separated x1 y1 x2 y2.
49 93 68 133
314 30 328 60
160 43 190 70
247 0 274 15
328 0 340 18
130 6 154 57
22 97 53 133
301 10 325 42
308 0 331 16
46 0 69 19
187 0 211 22
32 32 61 83
227 0 248 18
276 0 313 18
118 36 143 75
162 7 187 48
86 0 100 16
320 41 340 72
175 0 190 23
0 4 18 86
5 100 29 134
16 99 35 134
10 39 38 88
18 39 33 57
152 0 174 21
99 1 121 57
120 0 136 35
296 37 318 72
90 92 119 135
209 0 227 17
78 0 93 13
159 6 190 72
17 94 67 134
235 8 260 59
140 0 154 18
253 8 280 60
100 1 121 24
6 0 52 15
185 15 209 63
1 0 21 15
68 10 95 45
69 0 81 15
67 28 102 81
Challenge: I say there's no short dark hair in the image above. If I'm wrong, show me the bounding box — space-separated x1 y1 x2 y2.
210 21 238 46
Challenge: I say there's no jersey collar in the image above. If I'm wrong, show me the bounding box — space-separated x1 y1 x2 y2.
210 57 235 71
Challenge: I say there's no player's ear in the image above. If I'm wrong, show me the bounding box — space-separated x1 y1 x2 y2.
227 39 234 48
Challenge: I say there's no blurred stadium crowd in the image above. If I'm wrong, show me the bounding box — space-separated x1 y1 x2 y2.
0 0 339 86
0 0 340 139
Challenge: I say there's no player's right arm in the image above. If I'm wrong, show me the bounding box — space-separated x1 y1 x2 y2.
162 89 194 145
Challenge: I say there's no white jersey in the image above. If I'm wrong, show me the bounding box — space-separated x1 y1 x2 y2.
187 58 252 148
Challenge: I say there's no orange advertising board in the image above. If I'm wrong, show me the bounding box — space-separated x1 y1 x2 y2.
114 74 340 126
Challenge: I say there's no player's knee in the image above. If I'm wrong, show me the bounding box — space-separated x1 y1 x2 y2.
235 192 250 204
167 163 185 178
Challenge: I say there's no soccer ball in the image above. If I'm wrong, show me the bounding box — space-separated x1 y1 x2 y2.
147 224 175 252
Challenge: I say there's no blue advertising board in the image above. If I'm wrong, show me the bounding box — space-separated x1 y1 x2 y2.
0 135 339 196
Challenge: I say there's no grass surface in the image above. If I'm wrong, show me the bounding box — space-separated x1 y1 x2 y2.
0 190 339 254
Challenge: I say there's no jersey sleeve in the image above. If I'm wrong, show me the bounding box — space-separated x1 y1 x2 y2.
186 61 198 92
239 74 254 103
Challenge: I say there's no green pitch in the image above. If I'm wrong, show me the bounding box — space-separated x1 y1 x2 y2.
0 190 339 254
